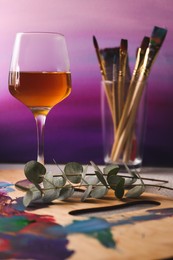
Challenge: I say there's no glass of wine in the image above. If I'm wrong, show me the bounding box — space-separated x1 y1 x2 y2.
9 32 71 164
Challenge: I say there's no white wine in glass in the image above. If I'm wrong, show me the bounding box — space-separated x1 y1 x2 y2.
9 32 71 164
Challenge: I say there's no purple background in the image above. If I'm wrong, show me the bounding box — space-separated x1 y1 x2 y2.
0 0 173 166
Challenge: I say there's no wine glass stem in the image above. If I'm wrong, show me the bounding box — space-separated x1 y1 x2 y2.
35 114 46 165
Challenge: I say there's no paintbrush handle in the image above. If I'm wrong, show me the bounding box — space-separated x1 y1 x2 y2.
117 53 127 122
123 126 134 162
103 81 114 120
112 80 118 130
112 72 147 161
110 73 139 160
117 72 125 122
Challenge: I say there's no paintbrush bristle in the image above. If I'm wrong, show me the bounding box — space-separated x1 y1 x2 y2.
93 35 99 49
150 26 167 48
140 36 150 53
120 39 128 52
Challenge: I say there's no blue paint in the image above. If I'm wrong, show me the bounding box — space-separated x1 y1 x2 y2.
0 232 73 260
0 181 14 193
12 197 26 211
110 207 173 227
47 217 116 248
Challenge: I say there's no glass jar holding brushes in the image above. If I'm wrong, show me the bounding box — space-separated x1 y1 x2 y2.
93 26 167 171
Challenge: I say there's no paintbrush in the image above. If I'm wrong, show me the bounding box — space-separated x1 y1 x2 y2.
111 36 150 161
112 55 119 130
123 36 150 162
117 39 128 123
112 26 167 162
93 35 107 80
100 47 119 81
93 36 114 119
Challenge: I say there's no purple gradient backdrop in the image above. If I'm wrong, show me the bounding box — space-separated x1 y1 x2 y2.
0 0 173 166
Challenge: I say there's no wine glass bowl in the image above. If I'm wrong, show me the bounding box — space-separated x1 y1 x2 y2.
9 32 71 164
9 71 71 116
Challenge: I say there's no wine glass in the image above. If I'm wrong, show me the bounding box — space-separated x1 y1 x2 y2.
9 32 71 165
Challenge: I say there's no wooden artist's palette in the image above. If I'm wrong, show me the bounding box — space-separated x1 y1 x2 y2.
1 168 173 260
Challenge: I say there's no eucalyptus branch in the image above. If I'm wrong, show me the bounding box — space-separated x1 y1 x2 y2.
20 160 171 207
53 173 168 183
132 183 173 191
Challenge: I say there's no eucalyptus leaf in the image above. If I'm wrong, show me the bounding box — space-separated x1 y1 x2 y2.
43 172 65 189
107 174 125 199
130 169 139 179
64 162 83 184
43 172 54 189
58 186 74 200
90 161 103 174
82 165 88 178
90 185 108 199
95 171 109 188
125 185 145 198
90 160 109 188
24 160 46 185
82 175 99 185
23 185 42 207
134 169 145 186
124 176 137 186
43 188 60 203
114 177 125 199
103 165 119 176
107 174 122 190
23 191 33 207
122 165 138 186
81 185 92 202
53 175 66 188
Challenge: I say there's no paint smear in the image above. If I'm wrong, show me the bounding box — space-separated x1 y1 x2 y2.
0 182 73 259
110 207 173 227
0 213 74 259
46 207 173 249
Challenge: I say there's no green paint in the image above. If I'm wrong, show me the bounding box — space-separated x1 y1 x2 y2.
0 216 34 232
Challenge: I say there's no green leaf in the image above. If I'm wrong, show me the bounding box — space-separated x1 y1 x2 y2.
124 173 137 186
43 188 60 203
90 161 103 174
124 176 137 186
82 165 88 178
58 186 74 200
43 172 65 189
64 162 83 184
123 165 138 186
95 171 109 188
42 172 64 202
90 160 109 188
107 173 120 190
24 160 46 185
103 165 119 176
125 185 145 198
114 177 125 199
83 175 99 185
81 185 92 202
107 174 125 199
23 185 42 207
90 185 108 199
53 175 66 187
